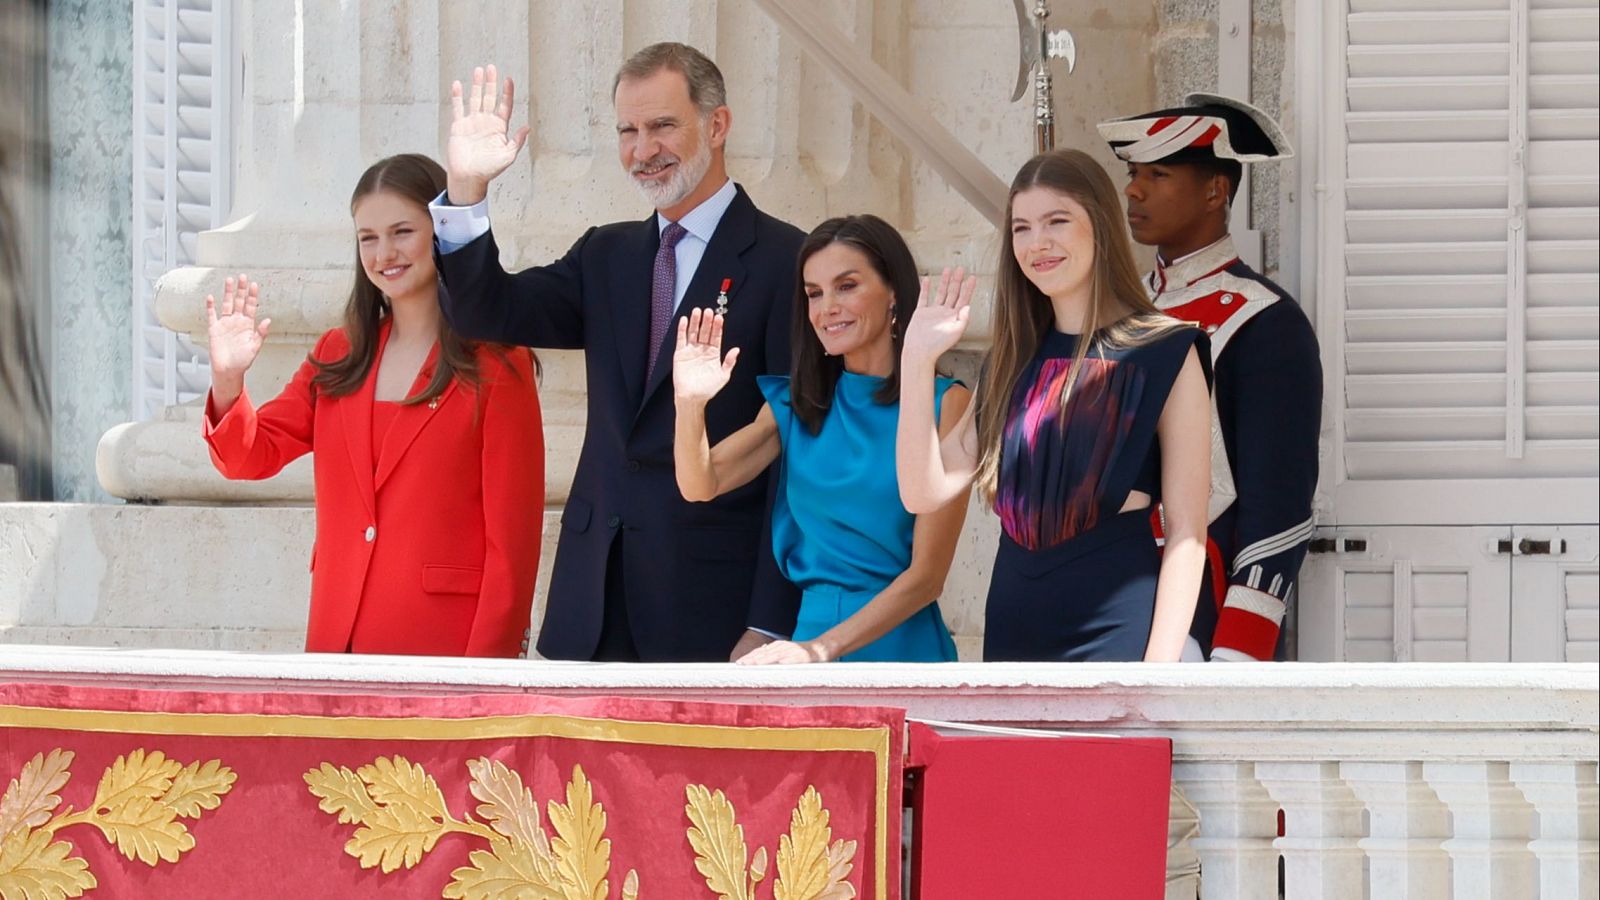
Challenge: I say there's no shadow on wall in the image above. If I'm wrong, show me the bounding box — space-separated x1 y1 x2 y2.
0 0 53 500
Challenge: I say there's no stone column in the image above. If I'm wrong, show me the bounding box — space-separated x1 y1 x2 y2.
1510 761 1598 900
1342 761 1451 900
1256 761 1366 899
1422 761 1539 900
1172 761 1280 900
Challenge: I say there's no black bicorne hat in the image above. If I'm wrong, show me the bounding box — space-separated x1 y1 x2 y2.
1097 92 1293 165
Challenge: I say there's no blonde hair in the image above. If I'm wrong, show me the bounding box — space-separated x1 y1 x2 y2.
972 149 1184 503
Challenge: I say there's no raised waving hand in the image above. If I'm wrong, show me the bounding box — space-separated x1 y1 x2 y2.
445 64 532 205
901 266 978 366
205 273 270 412
673 308 740 405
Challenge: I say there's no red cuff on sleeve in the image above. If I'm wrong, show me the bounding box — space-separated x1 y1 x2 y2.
1211 586 1286 661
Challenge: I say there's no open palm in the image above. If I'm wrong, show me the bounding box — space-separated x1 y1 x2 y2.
902 266 978 364
446 65 531 194
673 308 739 404
206 274 270 381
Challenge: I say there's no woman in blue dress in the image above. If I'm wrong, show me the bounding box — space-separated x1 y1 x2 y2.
897 149 1213 662
673 215 971 663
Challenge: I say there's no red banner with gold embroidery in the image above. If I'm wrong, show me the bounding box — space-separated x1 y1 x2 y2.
0 683 902 899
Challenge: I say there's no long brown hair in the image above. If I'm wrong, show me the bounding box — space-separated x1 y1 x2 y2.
972 148 1184 502
312 153 498 403
788 215 921 433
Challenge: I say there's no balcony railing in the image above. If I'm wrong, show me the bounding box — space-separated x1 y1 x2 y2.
1 648 1594 899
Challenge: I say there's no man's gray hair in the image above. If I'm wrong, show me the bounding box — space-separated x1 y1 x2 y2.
613 42 727 115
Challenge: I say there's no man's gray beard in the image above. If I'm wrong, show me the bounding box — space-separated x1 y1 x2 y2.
631 133 714 211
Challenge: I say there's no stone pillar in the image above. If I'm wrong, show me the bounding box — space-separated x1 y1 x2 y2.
1510 761 1599 900
1256 761 1365 899
1423 761 1539 900
1172 761 1280 900
1342 761 1451 900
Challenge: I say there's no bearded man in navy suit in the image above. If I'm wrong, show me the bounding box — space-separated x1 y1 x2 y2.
431 43 803 661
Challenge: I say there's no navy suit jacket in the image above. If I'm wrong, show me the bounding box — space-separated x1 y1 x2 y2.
437 185 805 661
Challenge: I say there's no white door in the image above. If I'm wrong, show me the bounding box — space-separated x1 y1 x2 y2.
1509 525 1600 661
1299 527 1511 661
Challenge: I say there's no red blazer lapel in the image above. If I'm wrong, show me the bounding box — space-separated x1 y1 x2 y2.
338 321 385 522
373 341 455 493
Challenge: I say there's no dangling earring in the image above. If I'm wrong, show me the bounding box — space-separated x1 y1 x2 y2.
890 305 899 337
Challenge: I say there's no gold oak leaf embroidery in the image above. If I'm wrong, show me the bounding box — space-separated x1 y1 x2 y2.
161 760 238 819
547 765 611 900
774 787 858 900
446 839 562 900
0 748 233 900
0 828 95 900
0 749 73 835
465 758 553 873
345 755 463 874
306 757 639 900
303 764 377 825
684 785 767 900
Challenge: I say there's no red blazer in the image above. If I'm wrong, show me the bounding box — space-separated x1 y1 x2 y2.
204 324 544 657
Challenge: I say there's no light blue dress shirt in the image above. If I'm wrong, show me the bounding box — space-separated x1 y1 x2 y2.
429 179 738 313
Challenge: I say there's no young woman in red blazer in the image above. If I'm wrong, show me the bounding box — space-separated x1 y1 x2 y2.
203 154 543 657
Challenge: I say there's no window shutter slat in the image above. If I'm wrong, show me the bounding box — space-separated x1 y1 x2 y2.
1332 0 1599 511
132 0 230 419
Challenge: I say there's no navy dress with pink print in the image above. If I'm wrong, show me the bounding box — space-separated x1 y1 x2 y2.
983 325 1210 661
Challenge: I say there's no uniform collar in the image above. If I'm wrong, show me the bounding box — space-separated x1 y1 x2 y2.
1155 234 1239 292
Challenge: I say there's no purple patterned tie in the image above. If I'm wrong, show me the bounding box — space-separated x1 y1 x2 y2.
648 222 689 376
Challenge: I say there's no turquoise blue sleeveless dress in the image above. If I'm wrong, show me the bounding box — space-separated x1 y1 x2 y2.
757 373 961 662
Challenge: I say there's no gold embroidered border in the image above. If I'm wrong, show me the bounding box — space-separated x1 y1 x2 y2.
0 704 893 898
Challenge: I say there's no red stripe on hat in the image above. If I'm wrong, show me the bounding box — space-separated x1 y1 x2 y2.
1146 116 1180 136
1192 124 1222 147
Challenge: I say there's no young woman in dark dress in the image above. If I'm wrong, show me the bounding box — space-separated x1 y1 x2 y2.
897 149 1212 662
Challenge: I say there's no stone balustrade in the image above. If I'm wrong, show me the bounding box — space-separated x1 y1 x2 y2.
2 647 1593 899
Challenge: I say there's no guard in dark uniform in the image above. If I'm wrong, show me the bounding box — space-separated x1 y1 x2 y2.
1099 94 1322 661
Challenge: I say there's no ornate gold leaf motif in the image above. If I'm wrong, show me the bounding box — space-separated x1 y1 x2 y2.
303 764 377 825
0 828 96 900
466 758 549 858
773 787 857 900
444 839 562 900
683 784 856 900
547 765 611 900
684 784 754 900
0 747 233 900
308 757 640 900
161 760 237 819
0 750 74 835
92 795 191 865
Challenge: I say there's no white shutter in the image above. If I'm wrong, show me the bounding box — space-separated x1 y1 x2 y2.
1562 570 1599 661
1508 525 1600 660
1329 0 1600 524
131 0 232 420
1298 527 1512 661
